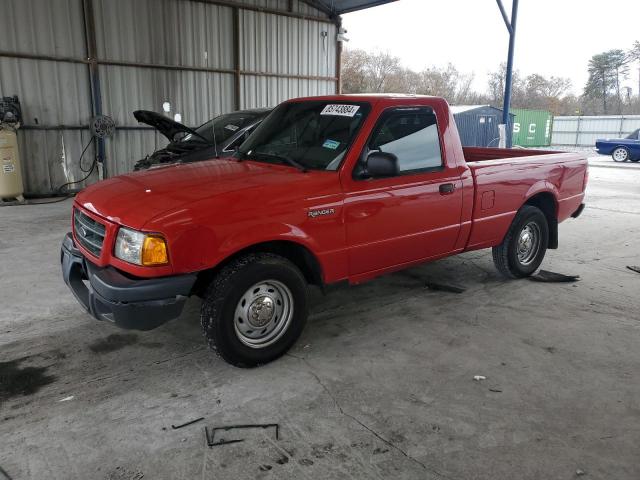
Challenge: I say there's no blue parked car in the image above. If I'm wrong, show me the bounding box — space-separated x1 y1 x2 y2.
595 129 640 162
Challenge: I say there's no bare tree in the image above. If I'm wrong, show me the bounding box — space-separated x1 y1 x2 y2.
341 48 403 93
488 63 524 107
609 49 630 110
628 40 640 97
583 50 629 114
340 47 620 116
584 53 613 113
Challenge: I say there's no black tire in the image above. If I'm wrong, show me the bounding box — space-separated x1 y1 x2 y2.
200 253 308 367
612 147 630 162
492 205 549 279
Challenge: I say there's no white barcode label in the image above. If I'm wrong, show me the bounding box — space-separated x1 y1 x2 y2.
3 164 15 174
320 104 360 117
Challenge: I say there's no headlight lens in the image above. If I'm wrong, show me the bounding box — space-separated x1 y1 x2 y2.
114 227 168 266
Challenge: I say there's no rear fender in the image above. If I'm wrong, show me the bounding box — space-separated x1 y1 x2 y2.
524 181 560 203
523 182 559 249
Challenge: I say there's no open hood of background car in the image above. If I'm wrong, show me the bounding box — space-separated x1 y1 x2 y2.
133 110 206 142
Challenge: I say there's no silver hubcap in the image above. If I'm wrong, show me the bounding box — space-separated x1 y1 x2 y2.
517 222 541 266
613 148 628 161
234 280 294 349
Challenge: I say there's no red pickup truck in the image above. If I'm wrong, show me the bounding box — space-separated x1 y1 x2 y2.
61 95 587 366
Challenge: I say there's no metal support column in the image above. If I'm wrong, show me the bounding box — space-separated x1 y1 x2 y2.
496 0 518 148
232 7 241 110
81 0 105 175
335 17 343 94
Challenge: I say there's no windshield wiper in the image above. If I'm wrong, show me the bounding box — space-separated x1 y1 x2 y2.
245 151 307 172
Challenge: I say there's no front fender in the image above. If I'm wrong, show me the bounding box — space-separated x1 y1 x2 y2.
212 223 322 266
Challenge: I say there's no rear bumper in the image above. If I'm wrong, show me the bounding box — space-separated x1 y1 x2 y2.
61 233 196 330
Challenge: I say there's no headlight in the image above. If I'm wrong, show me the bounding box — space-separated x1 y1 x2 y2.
114 227 168 266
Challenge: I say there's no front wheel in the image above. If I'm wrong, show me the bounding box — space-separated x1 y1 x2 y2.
612 147 629 162
200 253 308 367
492 205 549 279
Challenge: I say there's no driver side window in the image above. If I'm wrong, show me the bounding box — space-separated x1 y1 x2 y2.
369 108 443 174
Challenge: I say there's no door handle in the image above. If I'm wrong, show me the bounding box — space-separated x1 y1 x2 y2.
439 183 455 195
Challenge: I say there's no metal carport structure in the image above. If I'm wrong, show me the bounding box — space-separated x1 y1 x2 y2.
0 0 519 194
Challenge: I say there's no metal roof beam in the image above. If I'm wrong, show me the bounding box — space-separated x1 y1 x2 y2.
495 0 513 35
302 0 398 15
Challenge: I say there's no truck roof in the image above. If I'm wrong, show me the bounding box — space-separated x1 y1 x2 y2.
286 93 447 103
287 93 448 108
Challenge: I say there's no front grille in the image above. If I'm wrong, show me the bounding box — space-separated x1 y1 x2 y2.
74 209 106 257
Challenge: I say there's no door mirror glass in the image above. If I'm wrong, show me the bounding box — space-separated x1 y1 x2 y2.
366 151 399 178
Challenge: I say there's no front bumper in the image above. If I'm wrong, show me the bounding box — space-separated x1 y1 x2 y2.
61 233 197 330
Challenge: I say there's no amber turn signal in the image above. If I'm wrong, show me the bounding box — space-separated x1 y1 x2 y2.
141 235 168 266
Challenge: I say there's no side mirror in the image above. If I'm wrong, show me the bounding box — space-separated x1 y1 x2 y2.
365 151 399 178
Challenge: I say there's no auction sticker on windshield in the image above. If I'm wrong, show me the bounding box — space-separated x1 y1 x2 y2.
320 104 360 117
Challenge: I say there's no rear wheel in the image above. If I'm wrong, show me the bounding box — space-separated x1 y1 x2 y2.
492 205 549 279
612 147 629 162
200 253 308 367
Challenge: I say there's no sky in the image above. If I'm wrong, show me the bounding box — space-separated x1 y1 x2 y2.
342 0 640 96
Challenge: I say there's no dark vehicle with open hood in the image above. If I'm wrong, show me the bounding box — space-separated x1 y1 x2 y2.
133 108 271 170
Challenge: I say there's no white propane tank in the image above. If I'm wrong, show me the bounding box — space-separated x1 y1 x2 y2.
0 126 24 201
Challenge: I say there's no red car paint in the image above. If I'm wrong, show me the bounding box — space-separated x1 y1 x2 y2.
72 95 588 284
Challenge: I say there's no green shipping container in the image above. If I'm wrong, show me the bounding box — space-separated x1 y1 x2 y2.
512 109 553 147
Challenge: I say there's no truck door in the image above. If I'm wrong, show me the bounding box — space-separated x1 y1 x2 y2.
343 107 464 276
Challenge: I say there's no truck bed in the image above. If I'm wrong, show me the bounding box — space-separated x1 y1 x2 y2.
463 146 564 162
462 147 588 252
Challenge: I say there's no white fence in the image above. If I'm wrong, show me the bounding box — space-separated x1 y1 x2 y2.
551 115 640 146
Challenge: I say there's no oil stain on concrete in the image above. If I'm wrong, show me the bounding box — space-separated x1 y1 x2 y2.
0 358 57 400
88 333 140 354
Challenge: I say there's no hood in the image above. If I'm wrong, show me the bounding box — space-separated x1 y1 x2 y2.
133 110 206 142
75 159 300 229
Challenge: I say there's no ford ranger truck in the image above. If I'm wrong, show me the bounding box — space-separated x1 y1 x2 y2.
61 95 588 367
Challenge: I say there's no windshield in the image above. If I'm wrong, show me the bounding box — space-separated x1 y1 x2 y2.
182 111 264 145
237 101 371 171
625 129 640 140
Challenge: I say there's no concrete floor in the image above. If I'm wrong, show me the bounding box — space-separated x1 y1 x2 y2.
1 157 639 480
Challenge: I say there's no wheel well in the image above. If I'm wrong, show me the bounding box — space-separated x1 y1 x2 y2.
525 192 558 249
192 241 324 296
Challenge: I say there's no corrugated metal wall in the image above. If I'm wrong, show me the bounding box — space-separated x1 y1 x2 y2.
0 0 338 194
552 115 640 146
0 0 98 194
238 9 337 108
